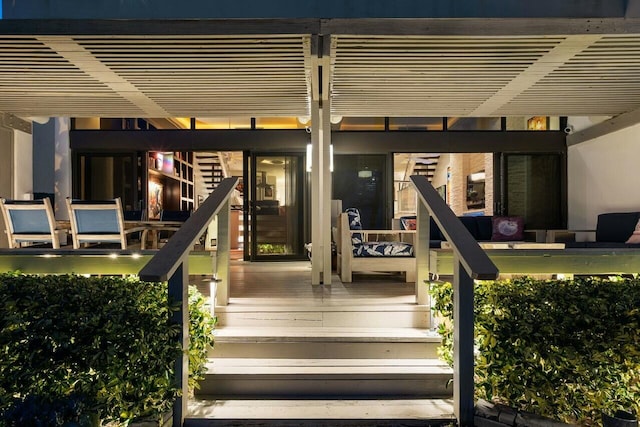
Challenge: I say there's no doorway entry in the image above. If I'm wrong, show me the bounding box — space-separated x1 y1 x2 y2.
247 153 306 260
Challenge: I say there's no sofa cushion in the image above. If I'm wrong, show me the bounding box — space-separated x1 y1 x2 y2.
353 241 414 257
596 212 640 243
491 216 524 241
459 216 479 239
475 216 494 241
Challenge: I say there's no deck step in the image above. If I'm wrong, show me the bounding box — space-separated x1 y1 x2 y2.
196 358 453 398
215 304 431 328
211 327 441 359
186 398 455 426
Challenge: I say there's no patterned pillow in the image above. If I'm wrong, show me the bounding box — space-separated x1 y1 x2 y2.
491 216 524 241
345 208 364 245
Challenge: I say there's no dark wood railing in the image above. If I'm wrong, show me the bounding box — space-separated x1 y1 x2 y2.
410 175 499 427
138 177 238 427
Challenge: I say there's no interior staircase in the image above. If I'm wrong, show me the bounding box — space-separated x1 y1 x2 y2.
185 300 454 426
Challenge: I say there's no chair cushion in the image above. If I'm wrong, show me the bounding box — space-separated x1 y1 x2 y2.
596 212 640 243
345 208 364 245
353 241 414 257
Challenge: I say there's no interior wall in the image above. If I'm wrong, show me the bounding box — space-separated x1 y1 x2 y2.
567 122 640 236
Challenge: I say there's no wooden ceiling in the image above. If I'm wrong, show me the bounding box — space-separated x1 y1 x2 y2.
1 30 640 119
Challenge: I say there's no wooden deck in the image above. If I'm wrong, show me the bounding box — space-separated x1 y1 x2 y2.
194 258 418 308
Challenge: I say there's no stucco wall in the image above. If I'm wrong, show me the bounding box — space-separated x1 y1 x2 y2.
567 122 640 235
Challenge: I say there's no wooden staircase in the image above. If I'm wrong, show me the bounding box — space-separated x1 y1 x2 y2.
185 301 454 426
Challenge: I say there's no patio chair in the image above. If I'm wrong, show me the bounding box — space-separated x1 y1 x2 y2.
66 197 141 249
0 197 61 248
337 207 415 282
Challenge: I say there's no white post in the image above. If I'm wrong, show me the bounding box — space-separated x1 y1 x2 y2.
310 100 323 285
215 200 231 305
320 106 332 285
416 201 430 305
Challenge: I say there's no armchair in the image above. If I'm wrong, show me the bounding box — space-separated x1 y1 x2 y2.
337 208 415 282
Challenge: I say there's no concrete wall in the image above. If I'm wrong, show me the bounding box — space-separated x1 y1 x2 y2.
567 122 640 236
3 0 629 19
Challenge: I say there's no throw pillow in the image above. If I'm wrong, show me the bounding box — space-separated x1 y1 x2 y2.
400 216 417 230
626 219 640 244
491 216 524 241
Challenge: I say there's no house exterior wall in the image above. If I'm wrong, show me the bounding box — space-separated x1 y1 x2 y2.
567 121 640 237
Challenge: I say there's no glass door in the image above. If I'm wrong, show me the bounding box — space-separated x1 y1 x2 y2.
495 153 565 229
249 154 305 260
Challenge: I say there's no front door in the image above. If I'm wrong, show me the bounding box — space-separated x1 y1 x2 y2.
248 154 305 260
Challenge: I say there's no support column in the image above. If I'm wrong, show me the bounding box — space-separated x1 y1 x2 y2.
310 102 332 285
453 254 475 426
415 202 430 305
216 200 231 305
310 100 323 285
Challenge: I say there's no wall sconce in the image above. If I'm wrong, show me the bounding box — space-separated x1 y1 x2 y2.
306 144 333 172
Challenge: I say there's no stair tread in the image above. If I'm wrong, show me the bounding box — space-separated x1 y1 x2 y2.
216 304 430 313
214 326 441 342
187 398 455 420
206 358 452 375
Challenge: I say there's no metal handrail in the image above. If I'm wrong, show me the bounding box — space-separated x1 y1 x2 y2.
410 175 498 280
139 177 238 281
410 174 498 427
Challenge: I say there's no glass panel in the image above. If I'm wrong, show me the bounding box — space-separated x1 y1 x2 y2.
447 117 501 130
73 117 101 129
195 117 252 129
333 117 385 131
332 155 387 229
504 154 562 229
389 117 444 131
255 117 308 129
78 155 136 211
505 116 561 131
253 155 302 257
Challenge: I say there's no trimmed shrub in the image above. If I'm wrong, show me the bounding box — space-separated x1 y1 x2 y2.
0 273 215 425
430 276 640 425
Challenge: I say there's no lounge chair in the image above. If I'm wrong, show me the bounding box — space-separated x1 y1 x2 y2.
0 197 61 248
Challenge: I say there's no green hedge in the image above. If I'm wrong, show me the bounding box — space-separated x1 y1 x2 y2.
0 273 215 426
430 276 640 425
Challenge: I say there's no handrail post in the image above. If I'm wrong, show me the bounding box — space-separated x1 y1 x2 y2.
216 200 231 306
416 201 430 305
168 260 189 427
453 253 475 426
